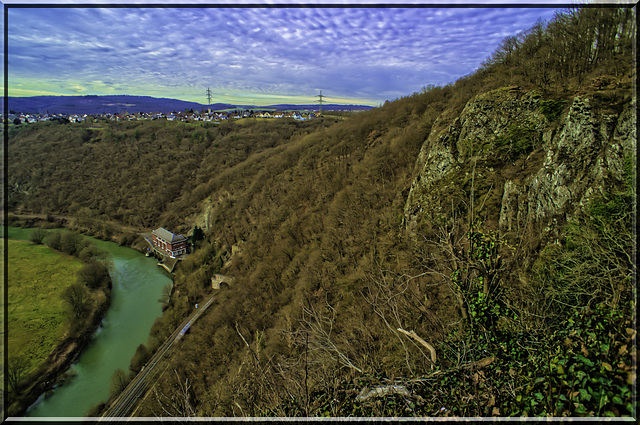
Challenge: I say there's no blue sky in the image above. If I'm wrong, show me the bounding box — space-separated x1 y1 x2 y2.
4 1 594 106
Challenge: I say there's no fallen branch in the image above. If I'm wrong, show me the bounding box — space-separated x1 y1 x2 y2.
397 328 437 366
356 385 411 402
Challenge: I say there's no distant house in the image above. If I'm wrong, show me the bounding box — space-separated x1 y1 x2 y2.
151 227 188 258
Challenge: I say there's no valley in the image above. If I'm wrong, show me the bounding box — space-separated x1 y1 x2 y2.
4 6 636 419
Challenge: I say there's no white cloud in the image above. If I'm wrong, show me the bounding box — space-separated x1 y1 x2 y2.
8 5 565 105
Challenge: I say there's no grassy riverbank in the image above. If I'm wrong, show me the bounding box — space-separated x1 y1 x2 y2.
7 240 82 374
7 239 83 375
4 228 113 418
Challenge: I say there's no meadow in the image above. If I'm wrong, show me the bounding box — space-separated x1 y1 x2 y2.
7 239 83 375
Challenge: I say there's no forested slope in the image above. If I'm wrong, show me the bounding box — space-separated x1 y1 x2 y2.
7 6 636 418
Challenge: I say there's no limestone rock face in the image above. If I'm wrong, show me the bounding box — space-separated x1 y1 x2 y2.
192 191 233 231
404 135 458 235
454 87 547 161
405 87 635 240
500 97 635 234
404 87 547 233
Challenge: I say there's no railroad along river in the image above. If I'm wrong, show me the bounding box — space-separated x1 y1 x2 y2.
6 226 172 417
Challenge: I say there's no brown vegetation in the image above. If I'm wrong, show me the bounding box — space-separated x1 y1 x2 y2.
7 6 635 418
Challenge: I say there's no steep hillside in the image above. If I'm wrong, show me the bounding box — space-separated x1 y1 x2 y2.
138 83 634 418
7 117 334 231
129 7 637 418
6 6 636 418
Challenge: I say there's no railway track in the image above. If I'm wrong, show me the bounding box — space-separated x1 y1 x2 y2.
100 293 216 419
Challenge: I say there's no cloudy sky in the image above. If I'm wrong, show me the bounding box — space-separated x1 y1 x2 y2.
6 1 584 106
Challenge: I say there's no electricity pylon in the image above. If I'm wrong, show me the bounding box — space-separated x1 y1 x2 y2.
316 90 325 114
206 87 213 105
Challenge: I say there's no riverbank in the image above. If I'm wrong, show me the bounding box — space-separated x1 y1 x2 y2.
8 224 174 417
4 228 112 418
7 212 150 253
6 240 87 379
7 290 111 417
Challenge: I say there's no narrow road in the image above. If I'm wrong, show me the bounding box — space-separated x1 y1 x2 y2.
100 293 217 419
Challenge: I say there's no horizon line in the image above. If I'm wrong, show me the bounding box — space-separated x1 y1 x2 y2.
5 93 379 107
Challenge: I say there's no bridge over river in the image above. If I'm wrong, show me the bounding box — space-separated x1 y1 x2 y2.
100 293 217 419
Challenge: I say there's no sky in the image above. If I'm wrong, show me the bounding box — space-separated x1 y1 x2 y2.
4 1 618 106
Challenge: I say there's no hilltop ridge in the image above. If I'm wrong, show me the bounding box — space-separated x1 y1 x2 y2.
6 95 373 115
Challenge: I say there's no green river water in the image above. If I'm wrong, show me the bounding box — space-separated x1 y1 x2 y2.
6 226 172 418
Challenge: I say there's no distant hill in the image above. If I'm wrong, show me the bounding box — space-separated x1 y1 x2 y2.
6 95 232 115
238 104 374 112
6 95 373 115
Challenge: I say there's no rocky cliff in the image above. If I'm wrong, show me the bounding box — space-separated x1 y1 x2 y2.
404 85 636 249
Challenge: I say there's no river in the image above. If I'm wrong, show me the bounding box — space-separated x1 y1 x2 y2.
6 226 172 417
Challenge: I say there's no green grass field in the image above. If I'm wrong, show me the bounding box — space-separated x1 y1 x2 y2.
7 239 83 375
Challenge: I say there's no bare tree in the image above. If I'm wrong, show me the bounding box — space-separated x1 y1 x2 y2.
231 324 291 416
297 300 362 374
152 370 197 417
109 368 129 398
6 357 30 393
61 283 90 319
422 219 513 330
363 265 441 374
158 284 172 307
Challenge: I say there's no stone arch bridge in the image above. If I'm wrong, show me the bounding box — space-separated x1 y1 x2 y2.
211 274 235 289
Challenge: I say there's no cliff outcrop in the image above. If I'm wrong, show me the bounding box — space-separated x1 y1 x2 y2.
404 86 636 249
